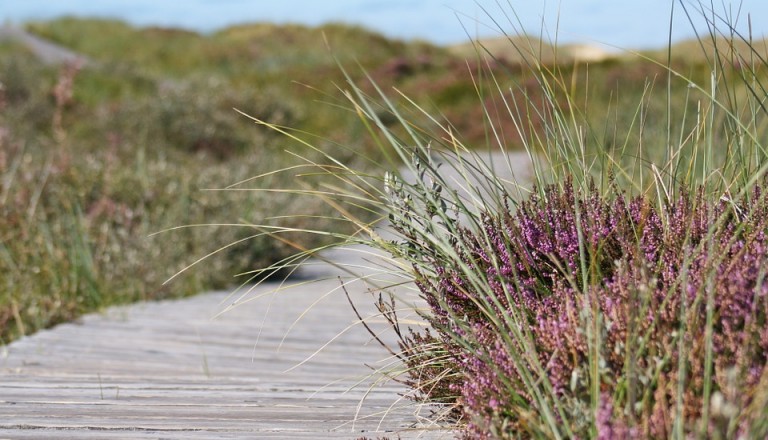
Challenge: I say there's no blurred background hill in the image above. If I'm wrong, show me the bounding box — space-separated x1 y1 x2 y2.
0 12 763 342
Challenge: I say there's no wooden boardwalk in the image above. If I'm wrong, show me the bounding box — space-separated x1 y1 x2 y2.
0 256 451 439
0 151 530 439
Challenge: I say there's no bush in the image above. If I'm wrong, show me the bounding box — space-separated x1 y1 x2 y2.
391 176 768 438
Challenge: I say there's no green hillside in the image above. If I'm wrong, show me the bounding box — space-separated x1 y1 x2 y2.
0 17 744 342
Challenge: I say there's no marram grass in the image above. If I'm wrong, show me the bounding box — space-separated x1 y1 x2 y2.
220 2 768 438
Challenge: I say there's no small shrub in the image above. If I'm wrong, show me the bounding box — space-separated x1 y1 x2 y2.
392 177 768 438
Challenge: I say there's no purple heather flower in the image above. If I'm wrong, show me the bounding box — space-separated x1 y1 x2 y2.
397 177 768 438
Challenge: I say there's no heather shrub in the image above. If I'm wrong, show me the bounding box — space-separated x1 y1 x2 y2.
388 175 768 438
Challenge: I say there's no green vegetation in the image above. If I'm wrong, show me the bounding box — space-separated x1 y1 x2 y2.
0 51 320 342
0 17 461 343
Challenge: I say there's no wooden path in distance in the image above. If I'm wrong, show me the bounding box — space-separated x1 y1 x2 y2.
0 24 91 66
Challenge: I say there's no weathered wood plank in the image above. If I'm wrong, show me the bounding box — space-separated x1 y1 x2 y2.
0 266 451 439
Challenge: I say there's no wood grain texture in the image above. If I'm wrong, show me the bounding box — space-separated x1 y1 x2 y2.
0 269 450 439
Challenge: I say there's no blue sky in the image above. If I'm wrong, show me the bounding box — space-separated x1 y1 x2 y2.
3 1 768 49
